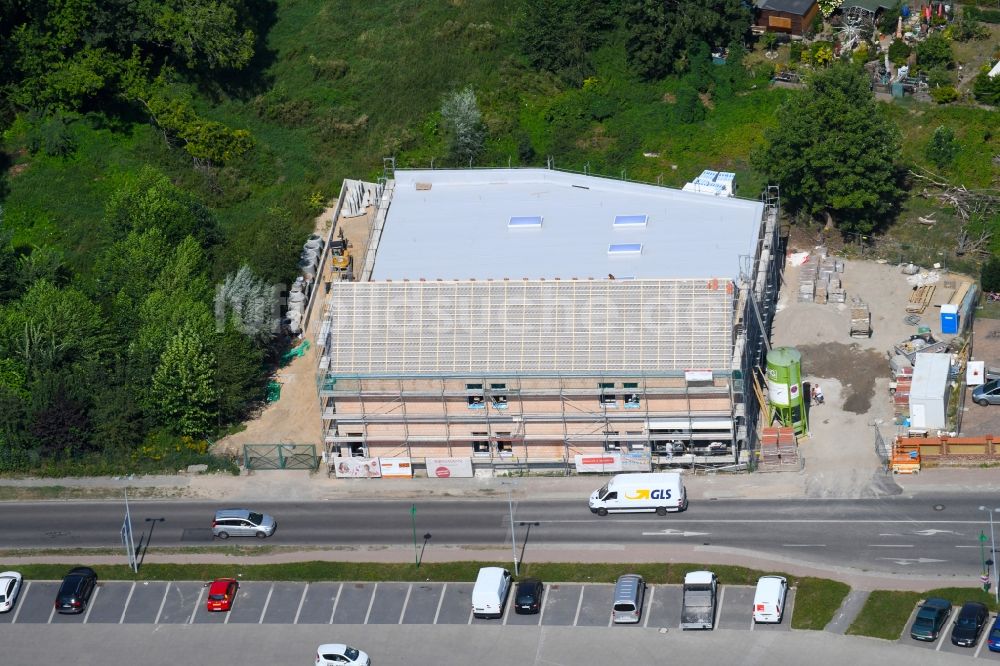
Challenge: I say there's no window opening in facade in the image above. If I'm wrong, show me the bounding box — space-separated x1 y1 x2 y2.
496 432 513 456
623 382 640 408
599 382 616 406
472 432 490 456
467 383 484 408
490 383 508 409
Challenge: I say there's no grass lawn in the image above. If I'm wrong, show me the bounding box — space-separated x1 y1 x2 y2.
790 577 851 631
848 587 998 640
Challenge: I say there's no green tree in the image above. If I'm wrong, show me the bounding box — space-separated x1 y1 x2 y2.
214 322 265 425
151 323 219 437
27 369 94 457
983 257 1000 293
103 167 219 247
916 34 953 70
887 39 911 66
924 126 958 169
440 86 485 166
624 0 751 80
752 62 903 234
973 70 1000 106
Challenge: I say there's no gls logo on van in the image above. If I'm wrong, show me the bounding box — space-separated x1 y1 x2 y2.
624 488 673 500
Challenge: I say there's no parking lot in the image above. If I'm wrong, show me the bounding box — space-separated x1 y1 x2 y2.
902 603 1000 660
0 579 793 631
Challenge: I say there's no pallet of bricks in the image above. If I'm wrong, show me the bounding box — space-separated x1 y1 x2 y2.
759 427 799 467
891 371 912 424
850 299 871 338
797 249 845 304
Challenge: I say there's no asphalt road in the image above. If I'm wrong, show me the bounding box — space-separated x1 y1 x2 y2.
1 495 995 575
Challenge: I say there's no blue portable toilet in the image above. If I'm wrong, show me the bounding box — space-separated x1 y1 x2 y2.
941 304 959 334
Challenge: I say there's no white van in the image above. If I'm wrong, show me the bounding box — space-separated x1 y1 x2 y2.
752 575 788 624
471 567 512 619
589 472 687 515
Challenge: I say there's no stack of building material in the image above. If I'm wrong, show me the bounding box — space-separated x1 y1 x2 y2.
798 260 817 302
850 301 871 337
758 427 799 469
892 375 912 423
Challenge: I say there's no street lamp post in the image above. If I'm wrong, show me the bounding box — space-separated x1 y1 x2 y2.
979 506 999 603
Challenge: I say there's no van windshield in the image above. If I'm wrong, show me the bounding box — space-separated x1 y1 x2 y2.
597 484 609 497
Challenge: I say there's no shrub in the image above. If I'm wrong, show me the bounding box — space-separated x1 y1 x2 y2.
929 85 959 104
973 70 1000 106
673 84 705 123
789 41 804 63
926 65 954 88
965 6 1000 24
924 125 958 168
949 17 990 41
916 34 953 70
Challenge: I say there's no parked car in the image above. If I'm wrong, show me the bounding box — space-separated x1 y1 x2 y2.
54 567 97 614
951 601 989 647
0 571 22 613
910 597 952 641
316 644 370 666
973 379 1000 406
514 578 544 615
988 614 1000 652
206 578 239 612
212 509 276 539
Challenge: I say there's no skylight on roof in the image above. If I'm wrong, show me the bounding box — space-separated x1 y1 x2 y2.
613 214 648 228
508 216 543 228
608 243 642 255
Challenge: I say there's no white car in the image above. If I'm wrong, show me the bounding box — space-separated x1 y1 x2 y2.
0 571 22 613
316 644 370 666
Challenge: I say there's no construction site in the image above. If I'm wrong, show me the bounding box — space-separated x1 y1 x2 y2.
306 166 782 478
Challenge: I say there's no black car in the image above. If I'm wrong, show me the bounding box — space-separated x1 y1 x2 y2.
54 567 97 614
951 601 989 647
514 578 544 615
910 597 952 641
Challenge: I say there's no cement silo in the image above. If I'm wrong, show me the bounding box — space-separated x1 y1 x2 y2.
766 347 808 435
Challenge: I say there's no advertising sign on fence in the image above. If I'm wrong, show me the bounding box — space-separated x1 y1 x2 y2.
424 457 474 478
574 453 622 473
332 457 382 478
379 457 413 478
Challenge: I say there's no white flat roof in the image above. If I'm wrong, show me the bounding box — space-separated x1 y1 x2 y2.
370 169 764 281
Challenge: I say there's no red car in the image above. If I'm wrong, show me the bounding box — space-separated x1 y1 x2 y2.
206 578 239 612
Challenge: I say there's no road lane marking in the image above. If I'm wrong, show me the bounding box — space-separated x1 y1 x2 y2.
363 583 378 625
877 557 946 566
914 529 957 536
641 528 710 537
258 584 274 624
869 544 914 547
537 585 548 625
782 544 826 547
189 587 204 624
644 586 655 628
433 583 446 625
574 585 585 627
329 583 343 624
119 582 136 624
294 584 308 625
12 581 28 623
399 584 412 624
154 583 170 624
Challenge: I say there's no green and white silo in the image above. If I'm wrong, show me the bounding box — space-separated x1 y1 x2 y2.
766 347 807 434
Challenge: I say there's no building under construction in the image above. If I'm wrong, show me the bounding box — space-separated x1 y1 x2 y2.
316 167 782 476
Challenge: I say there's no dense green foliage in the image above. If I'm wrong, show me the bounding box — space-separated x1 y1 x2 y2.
974 69 1000 106
925 126 959 168
516 0 615 81
753 63 904 234
983 257 1000 293
916 34 954 71
623 0 751 80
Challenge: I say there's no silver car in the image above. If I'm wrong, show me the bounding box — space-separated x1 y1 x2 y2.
212 509 276 539
973 379 1000 406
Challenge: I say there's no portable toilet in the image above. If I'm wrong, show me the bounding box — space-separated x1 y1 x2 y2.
940 304 959 334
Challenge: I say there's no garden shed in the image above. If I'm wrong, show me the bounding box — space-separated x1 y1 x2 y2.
755 0 820 36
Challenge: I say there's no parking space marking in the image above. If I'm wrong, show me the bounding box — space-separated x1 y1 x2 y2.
573 585 585 627
467 605 473 625
119 582 136 624
47 603 55 624
189 587 204 624
716 587 725 629
82 587 100 623
398 585 412 625
433 583 447 625
975 615 992 658
502 591 513 625
936 609 956 652
538 586 549 625
12 581 28 624
258 584 274 624
294 584 308 625
154 583 170 625
363 583 378 625
329 583 343 624
644 587 655 628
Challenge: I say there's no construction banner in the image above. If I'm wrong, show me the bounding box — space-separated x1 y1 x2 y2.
332 457 382 478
